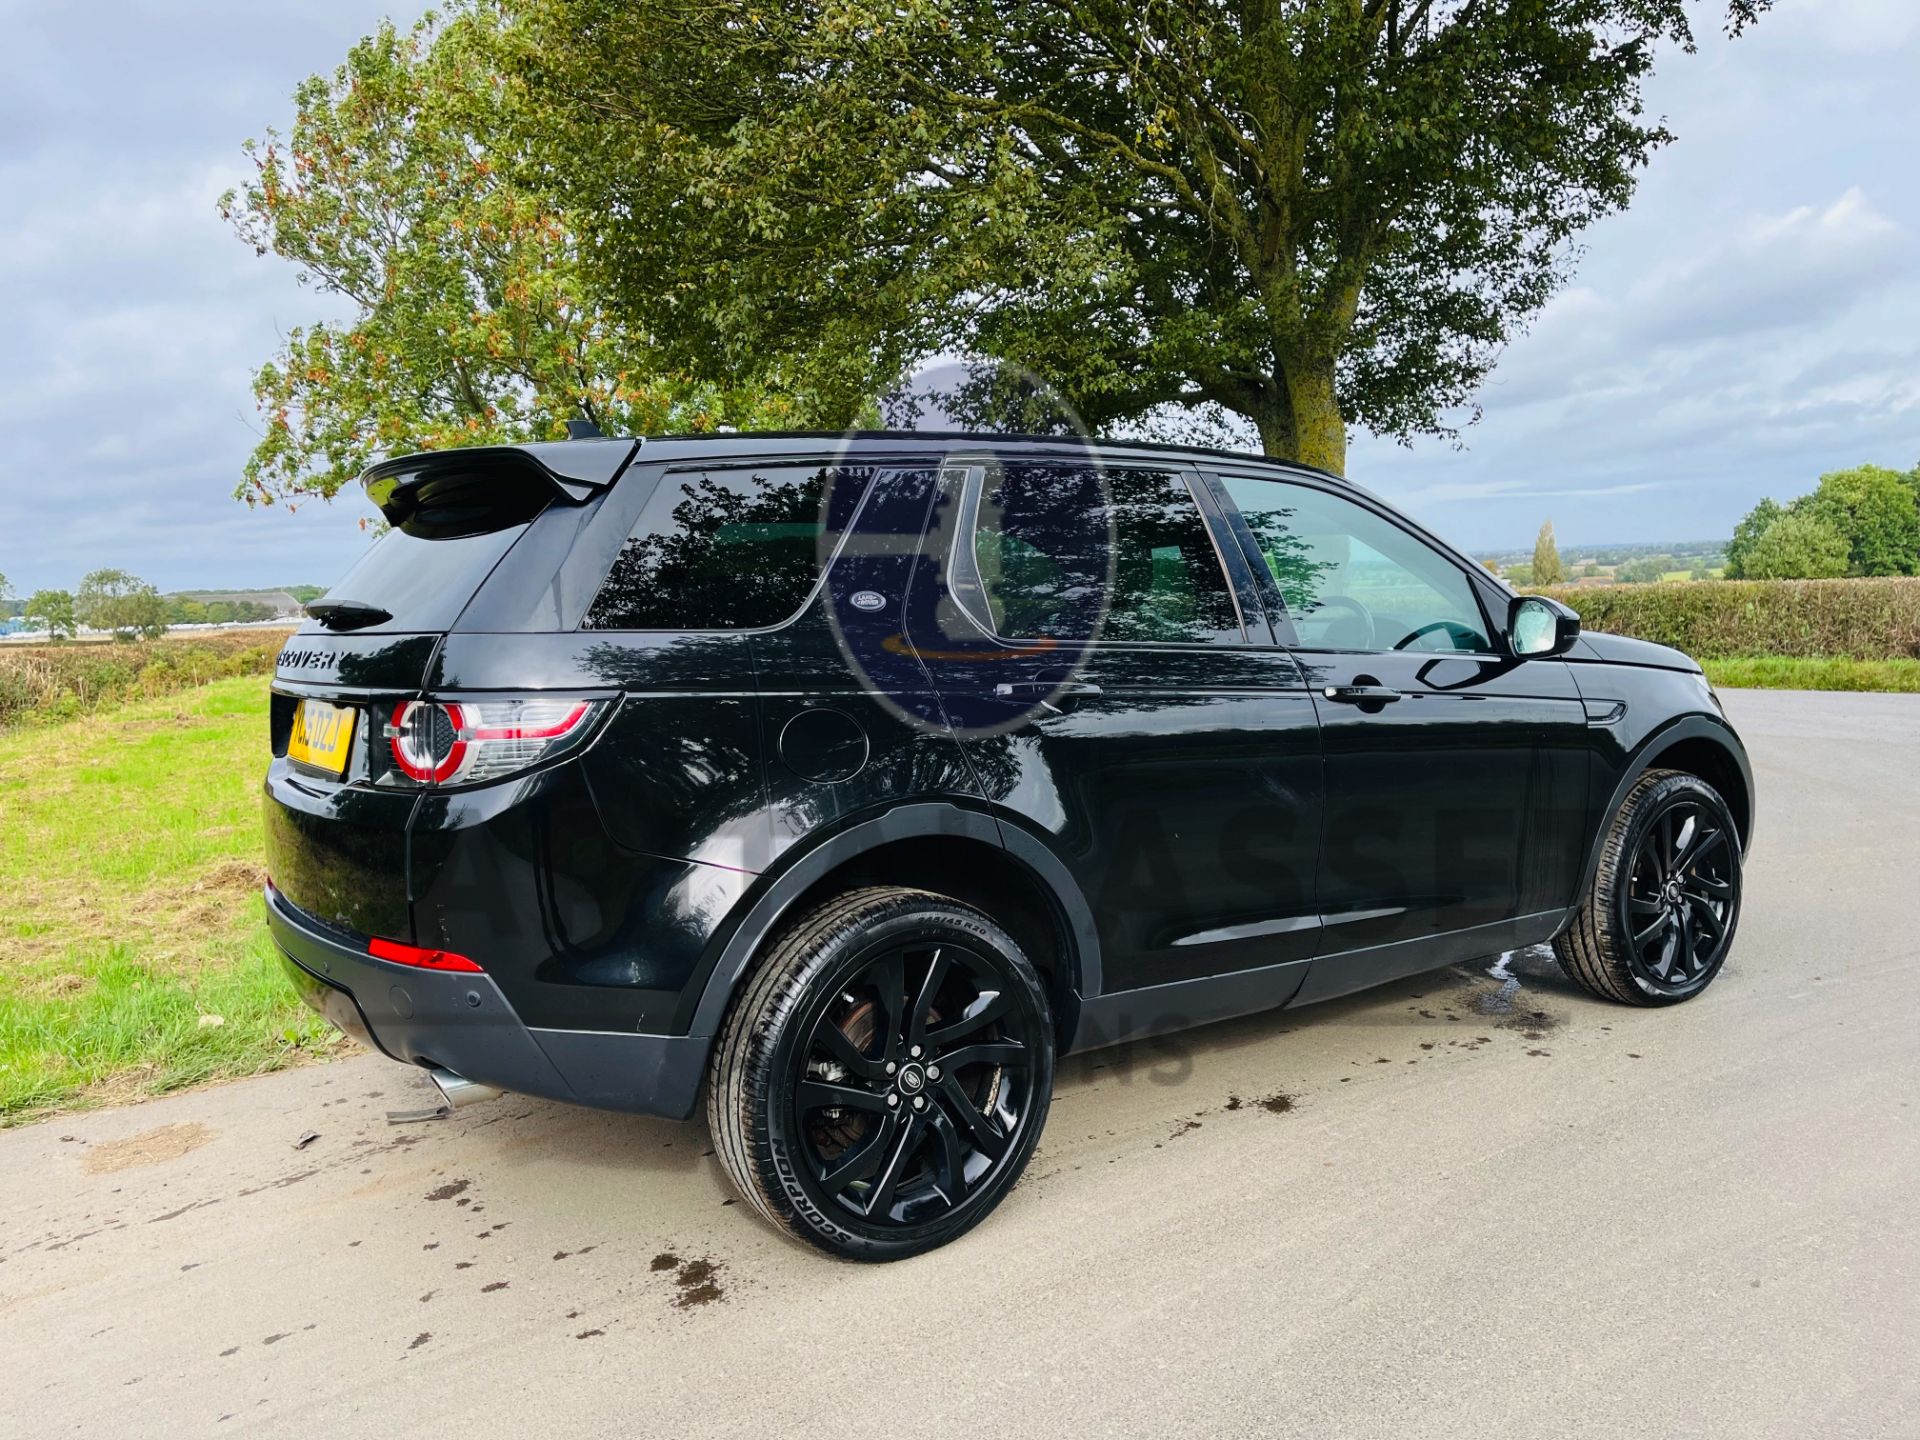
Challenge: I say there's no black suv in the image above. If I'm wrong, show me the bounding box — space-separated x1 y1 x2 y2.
265 432 1752 1260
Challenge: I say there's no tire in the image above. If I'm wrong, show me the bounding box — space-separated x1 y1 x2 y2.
707 886 1055 1261
1554 769 1743 1006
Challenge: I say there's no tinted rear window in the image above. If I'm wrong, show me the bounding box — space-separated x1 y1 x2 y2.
317 524 527 633
583 464 838 630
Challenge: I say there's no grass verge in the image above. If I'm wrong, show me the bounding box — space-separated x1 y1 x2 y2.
1704 656 1920 692
0 675 338 1126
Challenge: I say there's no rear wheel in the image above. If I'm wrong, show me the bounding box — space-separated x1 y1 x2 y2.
708 886 1054 1261
1555 769 1743 1006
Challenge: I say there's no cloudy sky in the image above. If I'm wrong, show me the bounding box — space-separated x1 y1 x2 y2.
2 0 1917 596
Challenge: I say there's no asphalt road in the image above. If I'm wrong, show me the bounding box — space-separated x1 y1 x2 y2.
4 689 1916 1439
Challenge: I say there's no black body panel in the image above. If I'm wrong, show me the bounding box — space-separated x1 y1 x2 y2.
262 431 1753 1118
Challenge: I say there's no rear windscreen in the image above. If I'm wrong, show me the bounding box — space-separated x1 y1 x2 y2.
316 524 527 633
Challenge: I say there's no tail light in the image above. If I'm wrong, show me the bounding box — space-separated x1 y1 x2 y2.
380 697 604 788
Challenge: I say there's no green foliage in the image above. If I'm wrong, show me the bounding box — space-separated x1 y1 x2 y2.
1724 496 1783 579
1537 578 1920 661
0 570 12 614
1532 521 1565 587
1728 465 1920 580
1804 465 1920 577
1504 562 1535 587
23 589 76 642
166 597 276 625
1615 555 1673 584
514 0 1768 471
74 569 167 641
1702 656 1920 693
1737 511 1849 580
223 7 806 505
0 629 288 731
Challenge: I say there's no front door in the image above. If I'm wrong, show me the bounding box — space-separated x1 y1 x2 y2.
1210 472 1591 1001
906 452 1326 1033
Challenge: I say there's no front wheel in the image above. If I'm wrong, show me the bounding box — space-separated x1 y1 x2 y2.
1554 769 1743 1006
708 887 1054 1261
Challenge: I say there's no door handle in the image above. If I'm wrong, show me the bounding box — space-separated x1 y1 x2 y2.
994 680 1104 700
1322 684 1402 705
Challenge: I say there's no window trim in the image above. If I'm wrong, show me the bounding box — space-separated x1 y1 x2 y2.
943 457 1249 650
1206 469 1504 660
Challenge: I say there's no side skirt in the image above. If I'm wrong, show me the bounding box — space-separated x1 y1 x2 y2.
1066 910 1566 1054
1285 910 1565 1009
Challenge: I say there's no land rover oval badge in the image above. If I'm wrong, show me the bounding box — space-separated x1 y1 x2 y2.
850 590 886 612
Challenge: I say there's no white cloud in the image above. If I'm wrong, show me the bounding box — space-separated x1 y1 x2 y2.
1625 188 1907 345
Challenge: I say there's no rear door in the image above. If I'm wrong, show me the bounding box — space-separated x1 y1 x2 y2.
907 451 1325 1028
1209 472 1589 998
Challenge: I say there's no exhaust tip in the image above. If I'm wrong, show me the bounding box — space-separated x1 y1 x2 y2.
425 1067 501 1110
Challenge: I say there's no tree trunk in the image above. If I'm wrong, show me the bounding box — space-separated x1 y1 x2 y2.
1251 398 1295 459
1281 357 1346 476
1245 356 1347 474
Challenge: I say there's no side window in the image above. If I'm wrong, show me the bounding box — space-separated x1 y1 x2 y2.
971 464 1240 644
1220 477 1492 653
583 464 833 630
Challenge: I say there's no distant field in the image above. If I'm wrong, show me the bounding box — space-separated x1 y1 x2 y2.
0 627 294 732
0 676 336 1125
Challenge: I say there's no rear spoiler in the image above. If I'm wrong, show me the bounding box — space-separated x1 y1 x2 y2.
360 438 640 536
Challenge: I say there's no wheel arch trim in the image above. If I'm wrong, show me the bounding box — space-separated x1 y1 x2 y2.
1576 713 1755 906
683 802 1104 1040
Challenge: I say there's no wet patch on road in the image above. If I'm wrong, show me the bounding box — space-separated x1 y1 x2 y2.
651 1252 727 1308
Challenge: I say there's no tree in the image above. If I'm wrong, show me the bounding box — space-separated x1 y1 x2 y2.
1804 464 1920 577
0 570 12 615
1532 521 1565 587
515 0 1769 471
1739 512 1849 580
223 8 807 506
75 570 168 641
1725 496 1784 579
1616 555 1670 584
24 589 77 642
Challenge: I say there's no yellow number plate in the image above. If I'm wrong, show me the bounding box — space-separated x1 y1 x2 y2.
288 700 357 776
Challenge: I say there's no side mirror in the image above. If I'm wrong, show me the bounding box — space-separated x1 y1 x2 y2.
1508 594 1580 658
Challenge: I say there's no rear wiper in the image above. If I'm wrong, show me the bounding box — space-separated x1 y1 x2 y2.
306 598 393 632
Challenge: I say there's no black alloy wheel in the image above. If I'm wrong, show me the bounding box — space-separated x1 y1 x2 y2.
709 887 1054 1261
789 938 1043 1227
1618 794 1738 996
1555 769 1743 1007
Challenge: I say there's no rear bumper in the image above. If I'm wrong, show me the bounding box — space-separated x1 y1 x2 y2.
265 887 709 1120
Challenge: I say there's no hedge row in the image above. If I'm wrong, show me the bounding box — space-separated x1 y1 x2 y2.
1538 577 1920 661
0 629 294 731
